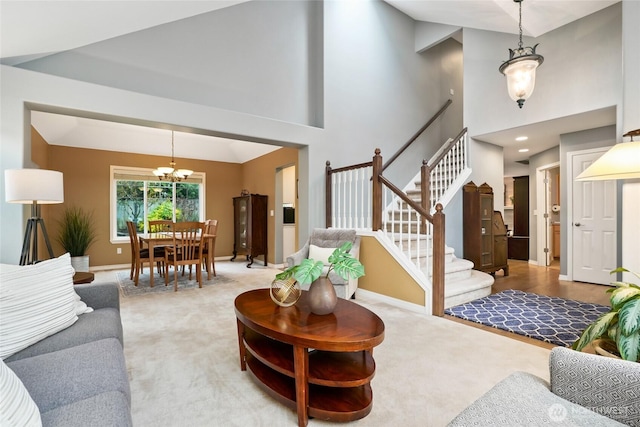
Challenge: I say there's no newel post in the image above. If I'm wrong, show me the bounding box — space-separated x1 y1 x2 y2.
325 161 332 228
421 160 430 234
432 203 445 316
372 149 383 231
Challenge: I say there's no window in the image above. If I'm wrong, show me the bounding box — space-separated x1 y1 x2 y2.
110 166 205 242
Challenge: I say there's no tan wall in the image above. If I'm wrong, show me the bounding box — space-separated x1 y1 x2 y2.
241 147 298 264
358 236 425 306
33 128 297 268
44 143 244 267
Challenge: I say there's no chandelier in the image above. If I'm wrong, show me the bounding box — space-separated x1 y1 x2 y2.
153 131 193 182
499 0 544 109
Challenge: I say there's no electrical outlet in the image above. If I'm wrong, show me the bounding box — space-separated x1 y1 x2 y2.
117 248 122 255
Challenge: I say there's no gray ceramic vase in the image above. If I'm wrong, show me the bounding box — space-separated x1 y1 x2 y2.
308 277 337 315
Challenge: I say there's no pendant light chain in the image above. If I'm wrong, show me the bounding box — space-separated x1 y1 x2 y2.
517 0 523 50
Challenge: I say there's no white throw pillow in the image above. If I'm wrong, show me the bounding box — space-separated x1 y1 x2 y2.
0 358 42 426
308 245 336 266
0 253 92 360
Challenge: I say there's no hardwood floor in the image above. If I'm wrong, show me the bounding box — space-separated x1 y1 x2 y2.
445 259 611 349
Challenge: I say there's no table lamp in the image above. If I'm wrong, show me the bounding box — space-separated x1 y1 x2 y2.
4 169 64 265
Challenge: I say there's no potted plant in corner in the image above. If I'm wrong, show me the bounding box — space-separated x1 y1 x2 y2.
572 267 640 362
276 241 365 315
57 206 97 272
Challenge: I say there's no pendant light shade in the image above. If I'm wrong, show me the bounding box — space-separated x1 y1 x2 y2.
499 0 544 108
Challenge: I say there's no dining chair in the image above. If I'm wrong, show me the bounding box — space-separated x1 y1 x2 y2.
164 221 205 291
126 221 165 286
201 219 218 280
148 219 173 233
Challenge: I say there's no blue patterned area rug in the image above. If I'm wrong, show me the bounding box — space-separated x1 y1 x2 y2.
445 290 610 347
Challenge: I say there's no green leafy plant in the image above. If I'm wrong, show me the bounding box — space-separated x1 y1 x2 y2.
57 206 97 256
276 242 365 285
572 267 640 362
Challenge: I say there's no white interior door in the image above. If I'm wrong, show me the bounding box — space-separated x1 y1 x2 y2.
571 149 617 284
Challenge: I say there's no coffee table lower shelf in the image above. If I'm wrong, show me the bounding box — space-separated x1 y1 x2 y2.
245 354 373 421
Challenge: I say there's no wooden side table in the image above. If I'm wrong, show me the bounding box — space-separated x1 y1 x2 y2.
72 272 94 284
235 289 385 427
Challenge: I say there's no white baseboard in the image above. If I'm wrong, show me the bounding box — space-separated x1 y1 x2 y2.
559 274 571 281
356 288 429 315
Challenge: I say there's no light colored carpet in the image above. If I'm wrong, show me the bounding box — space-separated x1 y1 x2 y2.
115 269 232 296
93 261 551 427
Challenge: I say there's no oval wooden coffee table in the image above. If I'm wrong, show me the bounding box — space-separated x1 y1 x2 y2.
235 289 385 427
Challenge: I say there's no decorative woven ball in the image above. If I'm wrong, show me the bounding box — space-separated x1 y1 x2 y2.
270 277 301 307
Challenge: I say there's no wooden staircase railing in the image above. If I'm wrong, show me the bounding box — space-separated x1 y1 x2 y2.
324 103 461 316
374 149 446 316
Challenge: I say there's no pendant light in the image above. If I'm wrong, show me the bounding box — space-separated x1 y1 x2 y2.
499 0 544 108
153 131 193 182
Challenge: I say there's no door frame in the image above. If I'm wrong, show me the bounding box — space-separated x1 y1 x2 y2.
565 146 613 282
535 161 559 267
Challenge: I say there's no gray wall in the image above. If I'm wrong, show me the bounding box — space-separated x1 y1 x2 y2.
18 0 324 128
463 4 622 138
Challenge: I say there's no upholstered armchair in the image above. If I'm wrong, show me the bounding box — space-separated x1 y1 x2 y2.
286 228 361 299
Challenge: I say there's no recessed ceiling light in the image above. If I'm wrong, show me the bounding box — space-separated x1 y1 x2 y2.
519 148 529 153
515 136 528 141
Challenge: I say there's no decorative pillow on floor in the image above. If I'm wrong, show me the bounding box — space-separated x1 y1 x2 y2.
0 253 92 360
0 358 42 426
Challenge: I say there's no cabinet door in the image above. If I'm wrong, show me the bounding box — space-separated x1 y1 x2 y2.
480 195 493 267
235 197 248 253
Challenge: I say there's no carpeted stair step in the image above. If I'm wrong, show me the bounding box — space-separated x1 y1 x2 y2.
422 257 473 280
444 270 494 309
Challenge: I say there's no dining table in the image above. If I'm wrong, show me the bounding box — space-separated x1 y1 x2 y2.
138 231 214 288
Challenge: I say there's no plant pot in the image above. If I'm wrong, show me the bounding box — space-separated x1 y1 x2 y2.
70 255 90 273
308 277 337 315
592 339 621 359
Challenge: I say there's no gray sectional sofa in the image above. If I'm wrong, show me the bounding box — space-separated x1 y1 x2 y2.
448 347 640 426
4 282 132 427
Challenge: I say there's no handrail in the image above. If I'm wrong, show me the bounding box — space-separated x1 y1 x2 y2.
381 99 452 174
427 127 467 170
326 160 373 175
378 175 433 223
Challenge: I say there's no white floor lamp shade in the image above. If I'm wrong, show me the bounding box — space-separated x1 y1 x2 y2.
5 169 64 204
4 169 64 265
575 141 640 181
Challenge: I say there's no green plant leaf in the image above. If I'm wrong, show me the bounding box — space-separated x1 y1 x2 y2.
327 242 353 265
618 298 640 336
610 287 640 310
617 331 640 362
332 256 365 280
292 259 324 285
276 266 298 281
57 206 97 256
572 312 618 351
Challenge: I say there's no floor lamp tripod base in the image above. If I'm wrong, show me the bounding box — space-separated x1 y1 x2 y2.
20 207 55 266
